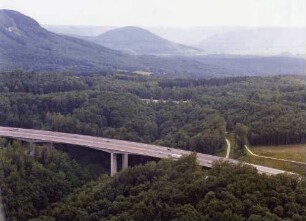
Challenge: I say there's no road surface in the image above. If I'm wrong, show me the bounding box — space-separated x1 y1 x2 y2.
0 126 288 175
245 145 306 165
225 138 231 158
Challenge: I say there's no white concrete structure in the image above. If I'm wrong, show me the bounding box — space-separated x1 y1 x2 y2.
0 127 287 176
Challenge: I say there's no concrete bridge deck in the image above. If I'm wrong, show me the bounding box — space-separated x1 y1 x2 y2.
0 126 287 176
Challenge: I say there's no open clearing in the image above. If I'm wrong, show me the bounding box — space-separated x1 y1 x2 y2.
248 144 306 163
240 155 306 176
240 143 306 176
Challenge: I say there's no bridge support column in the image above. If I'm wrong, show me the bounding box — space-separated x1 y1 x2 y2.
110 153 118 177
47 142 54 151
29 142 36 157
122 153 129 170
110 153 129 176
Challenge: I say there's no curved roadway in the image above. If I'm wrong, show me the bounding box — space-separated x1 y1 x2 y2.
225 138 231 158
0 127 287 175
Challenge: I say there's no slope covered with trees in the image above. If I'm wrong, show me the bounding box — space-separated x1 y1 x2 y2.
0 141 91 221
36 155 306 221
0 72 306 221
1 144 305 221
0 72 305 149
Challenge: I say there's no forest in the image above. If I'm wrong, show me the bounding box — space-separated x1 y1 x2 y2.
0 71 305 152
0 142 305 221
0 72 306 221
0 141 91 220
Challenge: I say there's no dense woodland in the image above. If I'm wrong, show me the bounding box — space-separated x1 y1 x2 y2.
0 141 91 221
0 71 305 151
1 72 306 220
0 143 305 221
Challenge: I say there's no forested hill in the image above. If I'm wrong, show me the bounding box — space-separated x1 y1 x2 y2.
0 142 92 221
0 10 305 77
0 72 305 221
1 144 305 221
42 155 306 221
0 72 305 151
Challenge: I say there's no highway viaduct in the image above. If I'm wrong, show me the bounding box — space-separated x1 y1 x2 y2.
0 126 287 176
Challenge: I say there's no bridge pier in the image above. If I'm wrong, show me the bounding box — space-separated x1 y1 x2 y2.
122 153 129 169
110 153 118 177
47 142 54 151
110 152 129 176
29 141 36 156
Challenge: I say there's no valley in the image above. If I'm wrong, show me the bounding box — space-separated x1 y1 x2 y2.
0 71 305 173
0 4 306 221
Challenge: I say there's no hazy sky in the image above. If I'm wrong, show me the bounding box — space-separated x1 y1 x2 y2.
0 0 305 27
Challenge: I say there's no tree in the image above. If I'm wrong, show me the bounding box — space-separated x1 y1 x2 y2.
235 123 249 149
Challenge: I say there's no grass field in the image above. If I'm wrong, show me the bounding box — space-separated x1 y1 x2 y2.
240 143 306 176
240 155 306 176
214 139 306 176
249 144 306 162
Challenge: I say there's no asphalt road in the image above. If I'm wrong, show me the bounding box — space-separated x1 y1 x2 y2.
0 126 288 175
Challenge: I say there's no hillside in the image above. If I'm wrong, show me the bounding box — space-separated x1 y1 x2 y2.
43 24 115 37
0 72 305 152
88 26 201 55
197 28 306 55
2 144 305 221
1 72 306 220
28 155 306 221
0 143 91 221
1 139 305 221
0 10 305 77
0 10 144 72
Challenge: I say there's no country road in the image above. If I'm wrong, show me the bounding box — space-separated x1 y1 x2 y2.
245 145 306 165
225 138 231 158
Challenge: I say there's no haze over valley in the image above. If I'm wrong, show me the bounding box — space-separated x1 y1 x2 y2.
45 25 306 56
0 10 305 77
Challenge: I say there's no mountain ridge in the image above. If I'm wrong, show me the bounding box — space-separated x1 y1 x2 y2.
0 10 305 77
88 26 201 55
0 10 147 72
197 28 306 55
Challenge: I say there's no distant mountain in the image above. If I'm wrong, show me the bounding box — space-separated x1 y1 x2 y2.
42 25 306 56
197 28 306 55
0 10 145 72
87 26 201 55
43 25 115 37
0 10 305 77
43 25 240 45
148 26 239 45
